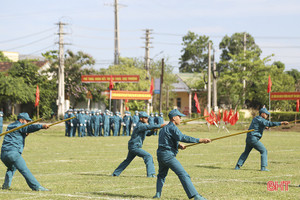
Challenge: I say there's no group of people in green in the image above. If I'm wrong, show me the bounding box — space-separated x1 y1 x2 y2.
64 109 164 137
0 107 289 199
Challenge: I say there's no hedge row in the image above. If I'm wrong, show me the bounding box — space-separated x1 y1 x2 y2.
270 112 300 121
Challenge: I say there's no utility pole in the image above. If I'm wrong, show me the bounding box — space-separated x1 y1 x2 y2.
143 29 153 79
166 85 169 111
212 48 218 112
114 0 120 65
113 0 120 113
142 29 153 114
242 32 247 108
207 42 212 113
57 21 67 119
159 58 164 113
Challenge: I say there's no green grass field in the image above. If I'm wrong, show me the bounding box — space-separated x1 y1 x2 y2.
0 123 299 200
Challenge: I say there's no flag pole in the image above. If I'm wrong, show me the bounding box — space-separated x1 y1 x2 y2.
269 92 271 122
109 89 112 111
37 105 39 119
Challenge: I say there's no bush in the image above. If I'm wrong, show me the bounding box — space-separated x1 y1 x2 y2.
270 112 300 121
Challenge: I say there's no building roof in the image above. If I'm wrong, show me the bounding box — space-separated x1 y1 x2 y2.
0 62 12 72
0 61 49 72
172 74 190 92
171 73 204 92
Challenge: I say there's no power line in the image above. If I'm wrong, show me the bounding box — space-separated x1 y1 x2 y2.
73 44 140 50
73 34 140 40
153 31 300 40
28 44 56 55
73 25 141 32
0 27 56 44
260 46 300 49
4 34 55 51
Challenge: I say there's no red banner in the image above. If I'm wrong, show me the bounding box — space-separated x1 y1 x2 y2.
81 75 140 83
102 90 151 100
270 92 300 100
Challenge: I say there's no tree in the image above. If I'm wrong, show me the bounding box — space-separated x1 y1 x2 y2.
286 68 300 91
8 60 41 86
0 73 34 115
219 32 262 70
179 31 212 73
218 50 295 111
6 60 57 118
43 50 105 108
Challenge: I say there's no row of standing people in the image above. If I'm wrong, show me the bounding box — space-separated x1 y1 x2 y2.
64 109 164 137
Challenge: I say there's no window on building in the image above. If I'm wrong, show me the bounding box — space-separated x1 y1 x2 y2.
177 98 181 109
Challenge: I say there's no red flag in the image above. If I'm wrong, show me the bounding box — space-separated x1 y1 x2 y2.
297 100 299 112
109 75 114 90
235 112 239 124
203 109 214 125
149 78 154 94
223 110 228 122
217 110 221 122
193 93 201 114
227 109 233 122
211 110 217 122
230 111 239 125
267 75 272 93
35 85 40 107
125 99 129 111
204 109 209 118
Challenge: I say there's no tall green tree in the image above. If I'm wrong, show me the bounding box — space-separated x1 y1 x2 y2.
179 31 212 72
219 32 262 63
43 50 104 108
218 51 295 110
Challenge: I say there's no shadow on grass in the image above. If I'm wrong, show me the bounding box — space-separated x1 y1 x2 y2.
195 165 221 169
89 192 149 199
77 173 146 178
89 192 182 200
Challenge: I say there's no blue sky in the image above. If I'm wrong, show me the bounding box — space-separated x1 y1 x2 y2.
1 0 299 73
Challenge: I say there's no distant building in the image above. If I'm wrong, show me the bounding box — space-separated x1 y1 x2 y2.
2 51 19 62
171 73 206 117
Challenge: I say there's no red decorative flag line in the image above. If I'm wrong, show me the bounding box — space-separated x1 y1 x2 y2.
267 75 272 93
193 93 201 114
35 85 40 107
297 99 299 112
109 75 114 90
